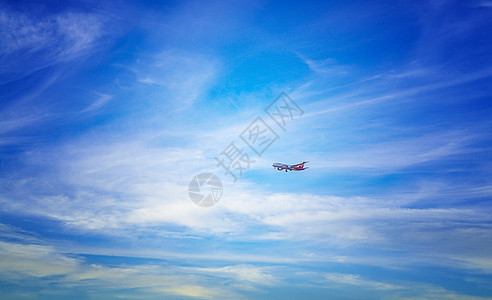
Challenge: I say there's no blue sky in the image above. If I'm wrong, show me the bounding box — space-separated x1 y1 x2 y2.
1 0 492 299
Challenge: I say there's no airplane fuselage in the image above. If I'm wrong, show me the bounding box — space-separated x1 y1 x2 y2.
272 162 309 172
272 163 292 172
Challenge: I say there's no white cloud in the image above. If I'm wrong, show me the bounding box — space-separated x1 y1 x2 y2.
1 123 491 274
318 272 491 300
183 264 278 287
477 1 492 8
133 50 219 110
0 241 78 278
0 72 61 136
81 93 113 113
324 272 402 290
0 240 243 299
310 130 479 171
0 5 110 83
302 67 492 120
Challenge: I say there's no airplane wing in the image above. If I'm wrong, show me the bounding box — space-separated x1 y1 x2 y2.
291 161 308 168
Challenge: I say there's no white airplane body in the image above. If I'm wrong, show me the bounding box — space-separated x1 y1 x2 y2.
272 161 309 172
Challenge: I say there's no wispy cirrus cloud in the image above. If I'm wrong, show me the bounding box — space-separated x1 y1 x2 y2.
133 50 219 110
308 129 483 171
300 67 492 119
3 224 486 300
323 272 403 290
0 4 111 83
80 92 113 113
312 271 491 300
0 81 489 279
477 1 492 8
0 239 248 299
0 72 61 137
1 1 491 298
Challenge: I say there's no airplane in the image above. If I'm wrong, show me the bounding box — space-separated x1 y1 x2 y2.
272 161 309 172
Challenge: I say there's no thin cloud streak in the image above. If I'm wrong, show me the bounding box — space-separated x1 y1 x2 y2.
0 5 111 84
303 68 492 118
